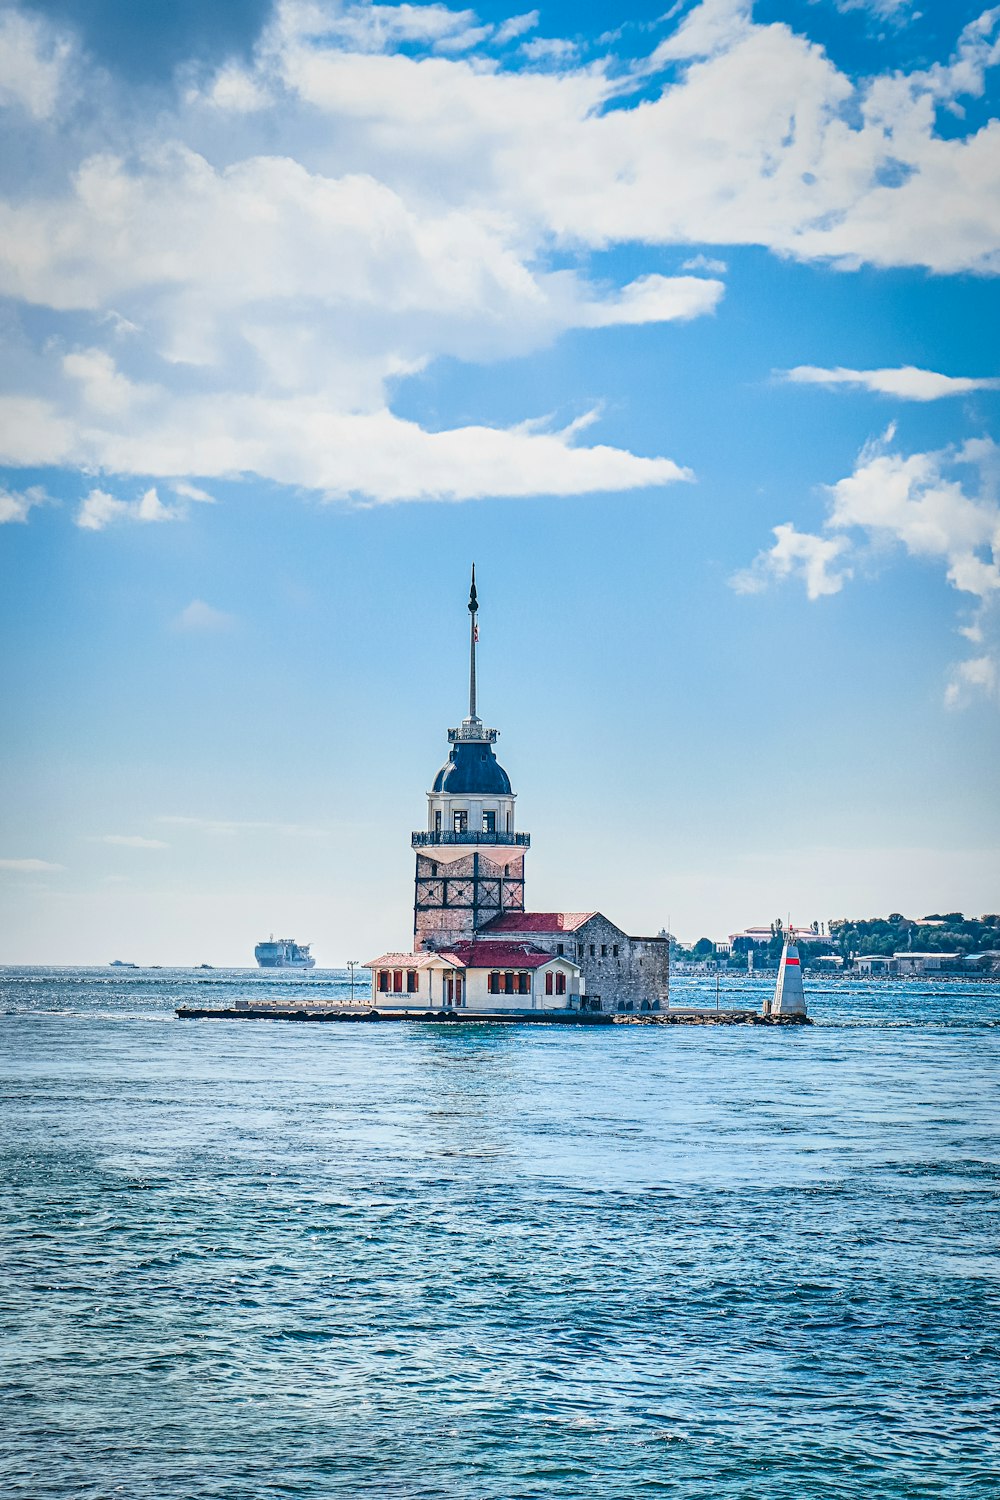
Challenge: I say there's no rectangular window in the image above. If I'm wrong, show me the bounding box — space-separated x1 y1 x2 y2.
377 970 390 993
613 944 619 958
601 944 608 957
453 811 468 833
483 811 496 833
556 972 566 995
518 973 529 994
406 970 418 993
545 972 553 995
557 942 564 955
589 945 595 957
393 970 403 993
506 812 511 832
434 811 442 833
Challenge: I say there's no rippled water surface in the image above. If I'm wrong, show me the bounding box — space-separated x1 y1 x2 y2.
2 968 998 1498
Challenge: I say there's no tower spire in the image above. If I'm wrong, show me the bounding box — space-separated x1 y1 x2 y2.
468 563 479 721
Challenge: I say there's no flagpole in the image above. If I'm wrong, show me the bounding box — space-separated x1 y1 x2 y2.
468 563 478 720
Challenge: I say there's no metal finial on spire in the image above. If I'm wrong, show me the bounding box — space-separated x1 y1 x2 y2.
468 563 478 720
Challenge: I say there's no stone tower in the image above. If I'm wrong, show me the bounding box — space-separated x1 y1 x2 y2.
412 567 530 951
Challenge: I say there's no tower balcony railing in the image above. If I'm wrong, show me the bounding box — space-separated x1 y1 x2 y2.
412 830 530 848
448 724 499 743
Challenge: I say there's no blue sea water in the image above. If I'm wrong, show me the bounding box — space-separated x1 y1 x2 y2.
1 967 998 1499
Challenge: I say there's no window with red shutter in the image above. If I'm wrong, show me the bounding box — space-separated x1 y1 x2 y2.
545 972 553 995
393 970 403 993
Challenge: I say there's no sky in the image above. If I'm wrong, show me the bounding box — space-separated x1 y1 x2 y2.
0 0 998 965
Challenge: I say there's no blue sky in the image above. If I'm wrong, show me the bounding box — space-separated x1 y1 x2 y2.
1 0 998 964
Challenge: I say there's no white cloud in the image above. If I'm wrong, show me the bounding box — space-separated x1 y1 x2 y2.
494 12 539 44
782 365 1000 401
0 484 47 523
8 393 689 503
279 3 486 54
827 0 919 21
737 433 1000 703
76 486 184 531
192 61 272 113
1 0 999 508
732 522 852 600
521 36 578 64
0 7 72 120
63 348 146 415
650 0 753 65
0 857 64 871
825 442 1000 581
578 273 724 326
681 254 728 274
173 600 237 632
158 815 325 836
945 654 998 708
94 835 169 849
172 481 214 502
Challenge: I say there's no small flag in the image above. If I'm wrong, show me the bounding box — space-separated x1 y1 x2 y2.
474 624 479 642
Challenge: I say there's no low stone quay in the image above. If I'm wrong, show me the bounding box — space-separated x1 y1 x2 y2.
175 1004 810 1026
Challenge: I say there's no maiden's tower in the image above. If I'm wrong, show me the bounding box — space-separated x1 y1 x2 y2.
366 570 670 1014
411 566 529 952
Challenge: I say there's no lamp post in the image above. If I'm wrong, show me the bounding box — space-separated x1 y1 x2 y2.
346 959 359 1006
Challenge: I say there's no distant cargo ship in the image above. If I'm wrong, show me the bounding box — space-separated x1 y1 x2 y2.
254 936 315 969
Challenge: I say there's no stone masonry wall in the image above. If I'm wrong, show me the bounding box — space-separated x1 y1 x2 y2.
486 912 670 1011
414 851 525 952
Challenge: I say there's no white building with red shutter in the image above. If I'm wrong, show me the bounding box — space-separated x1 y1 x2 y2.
368 941 584 1012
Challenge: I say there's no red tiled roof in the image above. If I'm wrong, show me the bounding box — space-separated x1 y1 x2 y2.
480 911 596 934
441 941 568 970
364 951 444 969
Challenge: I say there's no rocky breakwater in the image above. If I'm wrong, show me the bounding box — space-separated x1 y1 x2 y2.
614 1011 812 1026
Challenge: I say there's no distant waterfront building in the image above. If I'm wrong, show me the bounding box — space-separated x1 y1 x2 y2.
893 951 962 975
729 924 829 949
854 954 897 976
366 570 669 1014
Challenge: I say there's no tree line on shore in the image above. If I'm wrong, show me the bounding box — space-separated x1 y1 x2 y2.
674 913 1000 968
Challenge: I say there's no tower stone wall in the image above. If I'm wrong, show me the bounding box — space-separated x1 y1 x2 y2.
413 850 525 951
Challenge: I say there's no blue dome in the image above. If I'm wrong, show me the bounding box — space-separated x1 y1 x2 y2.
432 740 512 795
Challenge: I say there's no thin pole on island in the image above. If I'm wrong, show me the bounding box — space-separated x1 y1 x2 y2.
468 562 479 720
347 959 358 1004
